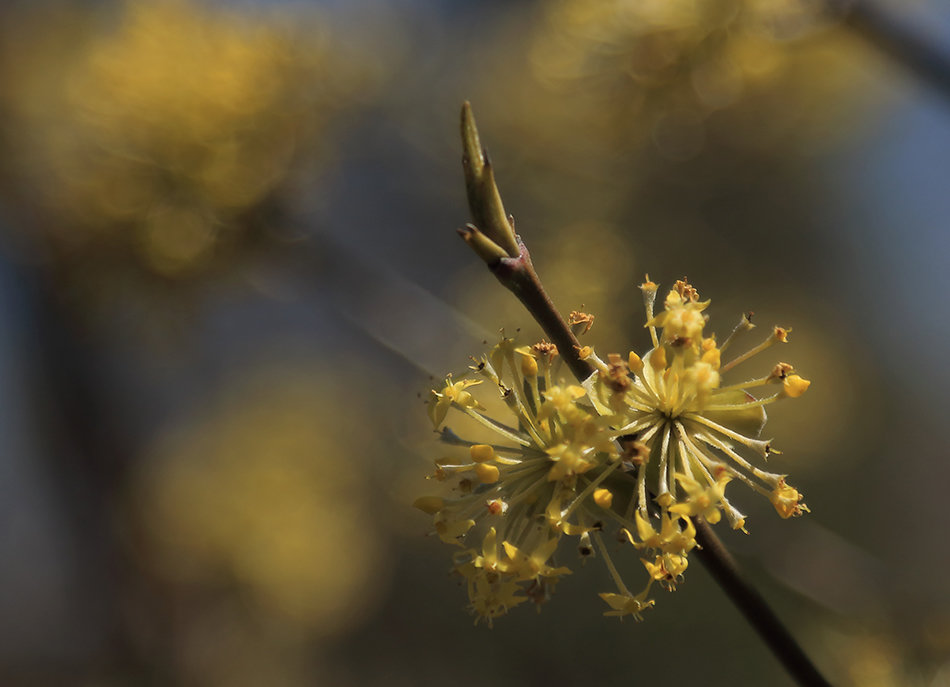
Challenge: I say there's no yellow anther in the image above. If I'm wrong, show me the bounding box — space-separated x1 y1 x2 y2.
593 488 614 509
413 496 444 514
470 444 496 463
475 463 500 484
627 351 644 374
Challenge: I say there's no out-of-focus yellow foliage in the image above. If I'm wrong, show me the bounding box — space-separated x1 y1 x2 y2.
817 622 950 687
134 366 384 637
445 0 871 372
0 0 374 279
478 0 858 162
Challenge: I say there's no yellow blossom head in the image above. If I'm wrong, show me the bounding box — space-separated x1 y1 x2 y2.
417 281 811 625
415 335 653 624
582 276 811 577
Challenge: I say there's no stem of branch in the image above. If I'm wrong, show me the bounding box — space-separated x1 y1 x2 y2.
484 243 830 685
484 235 594 383
489 247 831 686
693 519 832 687
457 102 831 687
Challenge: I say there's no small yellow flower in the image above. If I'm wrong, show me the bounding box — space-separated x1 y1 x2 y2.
770 478 810 518
626 510 697 556
584 277 810 538
668 472 731 525
434 516 475 545
545 442 596 481
501 538 572 582
598 589 655 621
642 553 689 590
459 565 528 627
416 335 641 624
428 377 484 428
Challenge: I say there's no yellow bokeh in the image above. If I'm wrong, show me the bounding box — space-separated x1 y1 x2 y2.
475 0 862 164
0 0 373 278
134 365 385 636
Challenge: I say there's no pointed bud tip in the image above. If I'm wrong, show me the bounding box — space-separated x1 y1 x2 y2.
461 101 484 173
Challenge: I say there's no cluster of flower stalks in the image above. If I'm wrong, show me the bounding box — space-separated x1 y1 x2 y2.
415 277 810 626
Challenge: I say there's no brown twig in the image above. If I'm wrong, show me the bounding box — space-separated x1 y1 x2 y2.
693 519 831 687
458 228 595 384
457 102 831 687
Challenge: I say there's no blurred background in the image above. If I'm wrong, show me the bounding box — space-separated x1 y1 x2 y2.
0 0 948 685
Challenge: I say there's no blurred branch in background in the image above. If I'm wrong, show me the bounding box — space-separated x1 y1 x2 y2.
826 0 950 103
310 235 493 379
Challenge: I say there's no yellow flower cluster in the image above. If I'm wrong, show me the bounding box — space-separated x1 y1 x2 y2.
416 278 810 625
1 0 371 280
